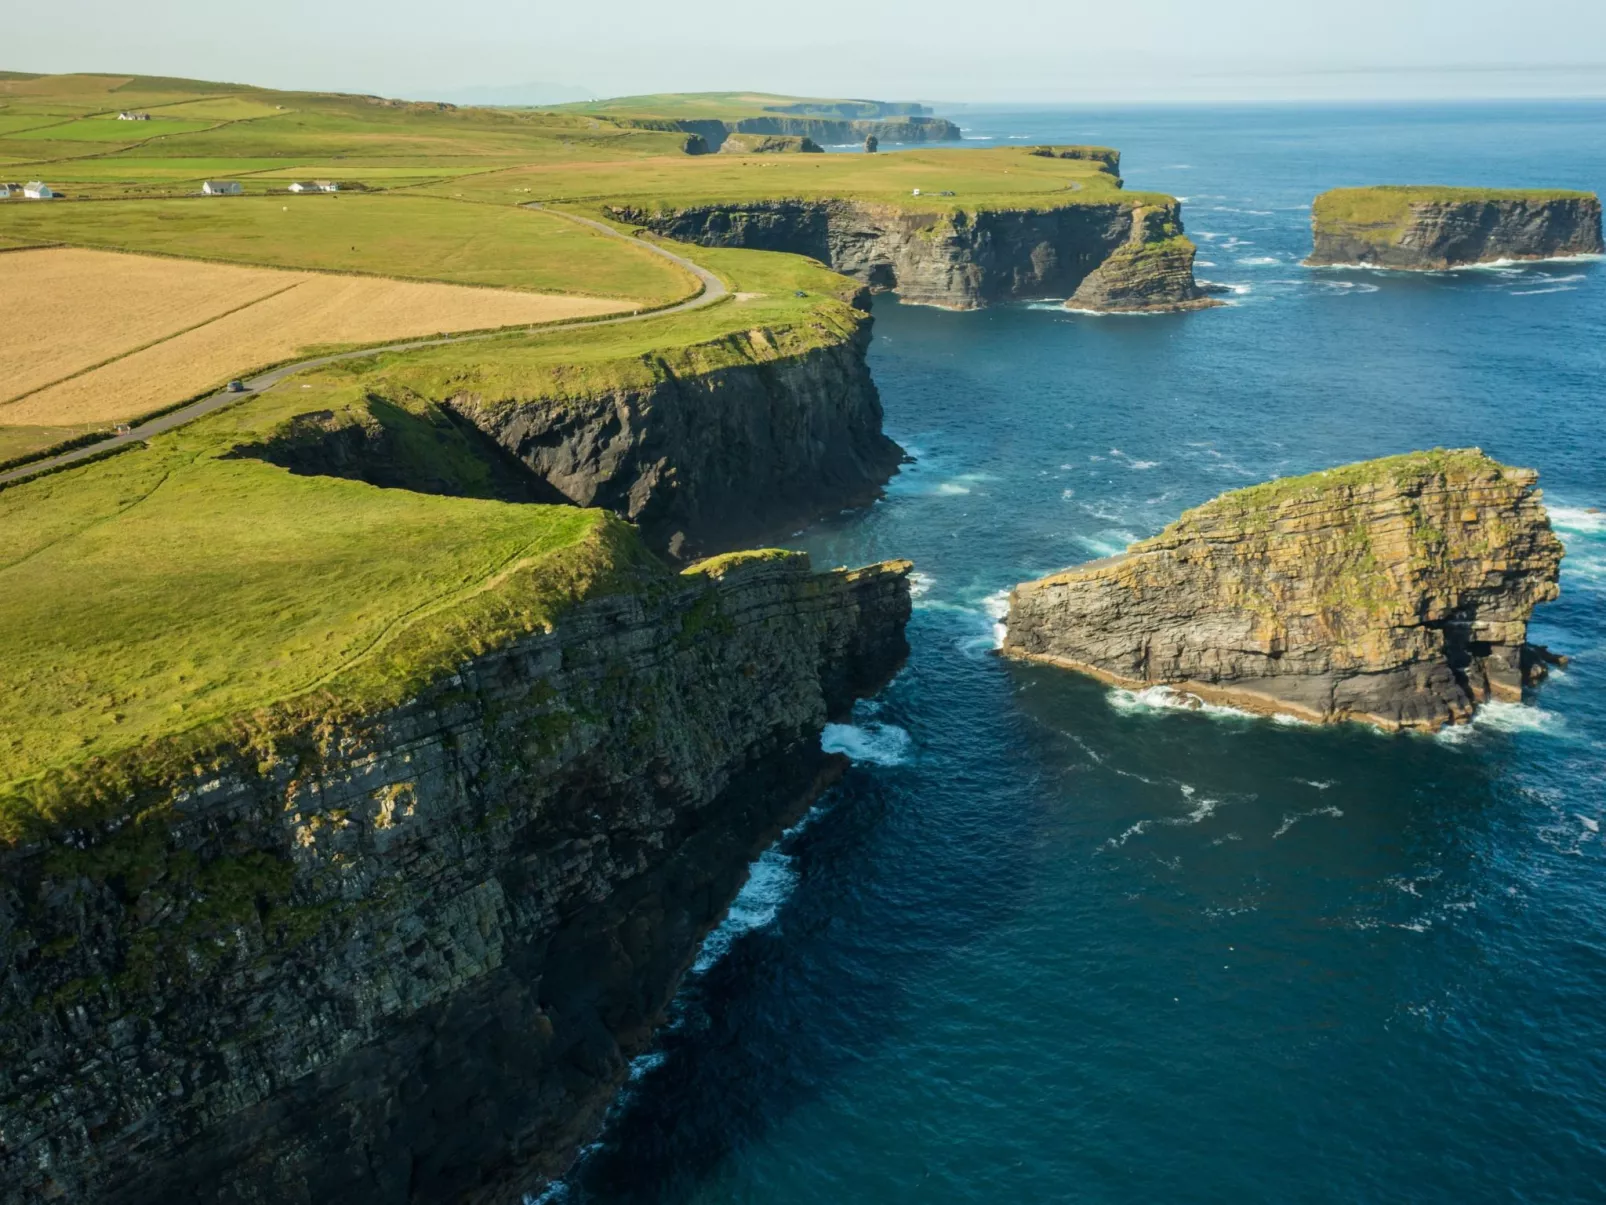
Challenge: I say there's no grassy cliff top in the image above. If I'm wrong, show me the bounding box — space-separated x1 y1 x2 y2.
0 380 664 842
413 145 1155 216
1313 185 1600 229
1150 448 1525 537
552 92 929 121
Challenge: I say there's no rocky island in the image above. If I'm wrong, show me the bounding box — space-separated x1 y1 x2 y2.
1002 450 1564 731
1306 186 1604 268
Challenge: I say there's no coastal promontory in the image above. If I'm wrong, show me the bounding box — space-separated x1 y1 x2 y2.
1002 449 1564 731
1306 186 1604 268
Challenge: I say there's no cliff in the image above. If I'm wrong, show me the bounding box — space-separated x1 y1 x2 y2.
1307 186 1604 268
1067 208 1223 313
1002 449 1564 730
615 197 1212 312
613 114 960 152
0 550 912 1204
719 132 823 154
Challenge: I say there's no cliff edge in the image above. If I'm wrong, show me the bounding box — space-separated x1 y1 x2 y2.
1002 449 1564 731
1 549 911 1204
1306 186 1604 268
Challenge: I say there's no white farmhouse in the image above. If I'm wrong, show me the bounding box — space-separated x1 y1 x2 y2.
22 182 54 199
313 180 339 192
287 182 311 193
116 111 152 121
201 180 243 196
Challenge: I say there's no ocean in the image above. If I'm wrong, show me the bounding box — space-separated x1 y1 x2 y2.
549 102 1606 1203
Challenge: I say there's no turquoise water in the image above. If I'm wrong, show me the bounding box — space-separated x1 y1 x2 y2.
558 104 1606 1203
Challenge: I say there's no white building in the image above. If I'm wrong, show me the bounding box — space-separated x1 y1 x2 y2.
116 111 151 121
22 182 54 199
0 185 9 199
201 180 243 196
287 182 311 193
313 180 339 192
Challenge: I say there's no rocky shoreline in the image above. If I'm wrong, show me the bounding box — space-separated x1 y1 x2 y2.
1002 450 1564 731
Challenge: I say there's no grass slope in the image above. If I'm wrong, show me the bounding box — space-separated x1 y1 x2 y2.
413 144 1153 215
0 381 661 840
0 193 694 300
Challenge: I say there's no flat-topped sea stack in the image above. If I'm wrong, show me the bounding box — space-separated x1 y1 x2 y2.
1307 186 1604 269
1002 450 1564 731
1067 205 1224 313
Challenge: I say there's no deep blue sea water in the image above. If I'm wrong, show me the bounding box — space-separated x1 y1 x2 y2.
553 103 1606 1203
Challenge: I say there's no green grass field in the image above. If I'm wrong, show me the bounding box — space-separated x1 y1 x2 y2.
413 144 1148 215
0 193 697 300
0 381 661 839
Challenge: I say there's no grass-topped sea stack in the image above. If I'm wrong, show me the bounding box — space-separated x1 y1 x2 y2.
1306 186 1604 268
1001 450 1564 731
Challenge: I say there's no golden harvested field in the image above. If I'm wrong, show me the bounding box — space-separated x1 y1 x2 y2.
0 247 634 432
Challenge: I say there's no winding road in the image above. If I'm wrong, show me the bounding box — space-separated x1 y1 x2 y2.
0 207 726 488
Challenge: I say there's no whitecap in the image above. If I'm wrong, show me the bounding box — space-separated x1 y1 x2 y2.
627 1051 667 1081
1107 684 1255 722
1075 531 1136 558
1272 805 1344 838
981 588 1011 648
1295 778 1336 790
1195 259 1218 268
1236 256 1281 266
691 846 798 973
1548 505 1606 535
822 721 913 766
1510 285 1578 295
908 571 934 598
1435 701 1566 743
935 482 971 495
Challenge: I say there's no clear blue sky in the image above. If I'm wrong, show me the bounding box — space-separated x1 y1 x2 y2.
10 0 1606 104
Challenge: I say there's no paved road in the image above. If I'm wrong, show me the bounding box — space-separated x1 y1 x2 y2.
0 208 726 488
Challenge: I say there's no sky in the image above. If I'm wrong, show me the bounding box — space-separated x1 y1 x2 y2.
9 0 1606 105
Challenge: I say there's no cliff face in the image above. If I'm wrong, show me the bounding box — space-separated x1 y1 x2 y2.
617 198 1212 311
719 132 823 154
0 553 912 1205
1307 188 1605 268
1067 207 1223 313
616 115 960 152
1003 450 1564 730
444 315 902 558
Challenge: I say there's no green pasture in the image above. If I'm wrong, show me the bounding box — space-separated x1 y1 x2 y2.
0 380 654 836
414 144 1144 215
1313 185 1599 240
0 193 697 301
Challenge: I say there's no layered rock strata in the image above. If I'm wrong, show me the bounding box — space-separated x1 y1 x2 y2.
719 132 823 154
1067 207 1223 313
613 197 1211 311
447 312 902 558
1307 187 1604 268
0 552 912 1205
1003 449 1564 730
616 114 960 152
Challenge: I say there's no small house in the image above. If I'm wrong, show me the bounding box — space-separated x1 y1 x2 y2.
202 180 243 196
0 185 9 199
287 182 311 193
911 188 921 196
313 180 339 193
116 111 151 121
22 182 54 200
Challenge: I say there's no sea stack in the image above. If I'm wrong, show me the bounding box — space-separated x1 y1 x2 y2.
1067 204 1223 313
1306 186 1604 268
1002 449 1564 731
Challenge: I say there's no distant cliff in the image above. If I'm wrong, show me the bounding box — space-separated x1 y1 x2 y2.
1307 187 1604 268
0 550 911 1204
615 114 961 151
613 197 1214 312
1003 449 1564 730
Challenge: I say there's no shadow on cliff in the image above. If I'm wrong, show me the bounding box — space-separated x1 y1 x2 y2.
224 394 572 505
